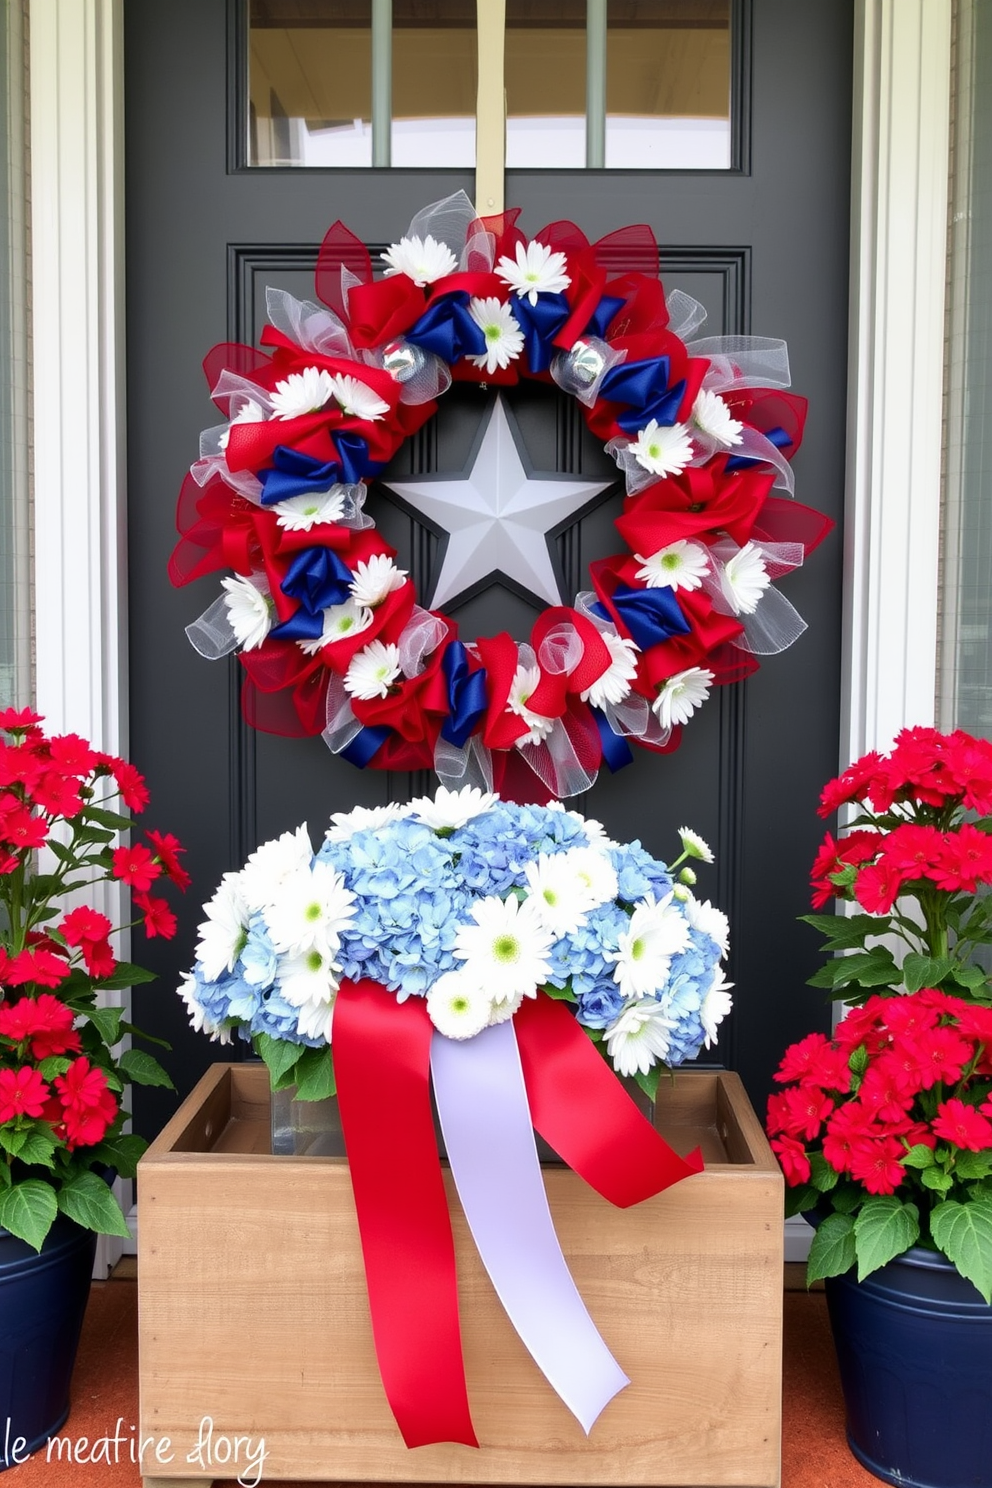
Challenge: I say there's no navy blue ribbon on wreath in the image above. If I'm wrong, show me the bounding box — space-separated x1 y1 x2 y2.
511 292 571 374
269 547 355 642
584 295 625 341
593 709 634 772
260 440 381 505
341 724 391 767
407 292 488 363
440 641 489 747
593 587 691 652
724 425 793 472
598 357 685 433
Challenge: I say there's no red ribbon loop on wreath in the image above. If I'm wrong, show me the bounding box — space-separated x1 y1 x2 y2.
333 978 478 1449
514 993 703 1206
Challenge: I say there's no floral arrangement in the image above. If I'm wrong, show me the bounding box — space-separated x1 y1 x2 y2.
806 725 992 1001
0 708 186 1250
769 727 992 1300
179 786 731 1099
178 784 728 1446
171 191 830 799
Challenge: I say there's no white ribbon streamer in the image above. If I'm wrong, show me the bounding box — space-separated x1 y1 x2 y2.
321 673 363 754
185 595 240 660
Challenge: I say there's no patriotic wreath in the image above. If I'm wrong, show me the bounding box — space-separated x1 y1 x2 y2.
171 192 831 801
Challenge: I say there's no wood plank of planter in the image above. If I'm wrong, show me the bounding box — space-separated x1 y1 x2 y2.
138 1064 783 1486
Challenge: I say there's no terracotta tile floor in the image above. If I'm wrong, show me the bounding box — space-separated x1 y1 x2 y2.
5 1275 880 1488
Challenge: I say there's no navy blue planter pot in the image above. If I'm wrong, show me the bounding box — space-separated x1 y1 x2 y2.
825 1246 992 1488
0 1216 96 1468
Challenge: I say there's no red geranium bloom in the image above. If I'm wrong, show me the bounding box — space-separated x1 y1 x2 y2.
0 992 81 1058
62 1103 116 1150
929 824 992 893
111 843 161 891
881 996 941 1039
818 752 884 817
0 1066 51 1123
944 731 992 813
133 890 177 939
884 726 961 807
854 858 904 914
858 1056 917 1122
46 732 97 776
54 1056 115 1114
82 937 116 978
0 850 18 875
774 1032 852 1092
0 706 43 730
145 829 191 890
771 1135 811 1186
0 742 46 792
882 822 946 880
5 946 71 987
779 1084 834 1141
0 800 48 851
848 1133 907 1194
931 1098 992 1151
822 1101 878 1174
899 1027 974 1091
31 770 85 818
810 830 881 907
60 905 113 946
106 758 150 813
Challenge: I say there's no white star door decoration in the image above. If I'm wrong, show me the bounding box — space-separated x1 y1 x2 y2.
379 396 617 610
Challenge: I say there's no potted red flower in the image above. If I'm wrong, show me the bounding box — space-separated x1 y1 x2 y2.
769 726 992 1488
0 706 186 1462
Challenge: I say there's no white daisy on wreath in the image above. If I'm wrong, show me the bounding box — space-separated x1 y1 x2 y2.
628 419 694 479
651 667 714 731
719 541 771 615
265 862 356 960
497 239 571 306
410 784 498 832
580 630 639 709
344 640 402 700
635 539 710 592
467 296 525 373
692 388 744 448
604 999 678 1078
195 874 250 982
506 662 555 746
297 597 374 655
324 802 414 843
348 554 408 608
329 372 390 421
453 894 554 1003
381 233 458 286
273 487 348 532
221 574 273 650
270 366 334 419
610 892 691 1000
426 970 492 1040
240 824 315 911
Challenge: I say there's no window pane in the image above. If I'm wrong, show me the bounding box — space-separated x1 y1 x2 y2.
505 3 586 170
247 1 477 169
605 1 731 169
392 2 476 168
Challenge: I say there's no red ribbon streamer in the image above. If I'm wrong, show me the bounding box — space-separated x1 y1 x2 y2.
333 978 478 1448
514 993 703 1207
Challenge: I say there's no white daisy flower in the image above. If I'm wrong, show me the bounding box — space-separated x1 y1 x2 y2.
629 419 694 478
264 862 356 961
273 488 347 532
692 388 744 447
523 853 594 936
195 873 250 982
293 994 336 1045
297 598 374 655
278 948 340 1011
720 541 770 615
635 539 710 592
610 891 691 1000
269 366 335 420
699 967 734 1049
426 970 492 1040
329 372 390 422
487 986 526 1026
221 574 273 651
467 297 525 373
497 239 571 306
178 973 232 1045
683 894 730 956
325 802 414 842
410 785 498 831
453 894 554 1004
218 397 266 451
349 554 407 608
566 845 619 907
605 999 678 1078
678 826 714 864
381 234 458 287
344 640 402 701
651 667 714 731
506 662 554 746
239 825 314 912
580 630 639 709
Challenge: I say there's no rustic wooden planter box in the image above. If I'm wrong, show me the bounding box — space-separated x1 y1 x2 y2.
138 1063 783 1488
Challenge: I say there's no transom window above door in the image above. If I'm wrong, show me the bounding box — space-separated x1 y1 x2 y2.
244 0 738 171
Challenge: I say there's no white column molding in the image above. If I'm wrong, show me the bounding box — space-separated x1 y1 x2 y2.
28 0 128 1277
842 0 952 762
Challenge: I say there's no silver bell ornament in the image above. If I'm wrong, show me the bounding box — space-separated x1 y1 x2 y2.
382 339 426 383
550 337 613 404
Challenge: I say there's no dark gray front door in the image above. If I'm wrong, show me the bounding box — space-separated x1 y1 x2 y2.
125 0 852 1137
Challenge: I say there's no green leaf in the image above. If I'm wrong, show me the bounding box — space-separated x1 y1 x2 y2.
950 964 989 990
95 962 157 990
253 1033 305 1088
117 1048 174 1089
901 1143 935 1169
784 1183 820 1218
74 824 114 846
37 1054 72 1081
853 1196 920 1280
56 1172 130 1238
921 1166 954 1193
808 1151 839 1192
954 1149 992 1181
902 953 954 993
119 1021 171 1050
807 948 899 990
0 1180 58 1251
930 1198 992 1302
541 981 577 1002
84 805 135 832
801 912 885 938
86 1005 125 1049
88 1133 146 1180
13 1127 58 1168
633 1063 661 1102
292 1046 336 1102
807 1212 857 1283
